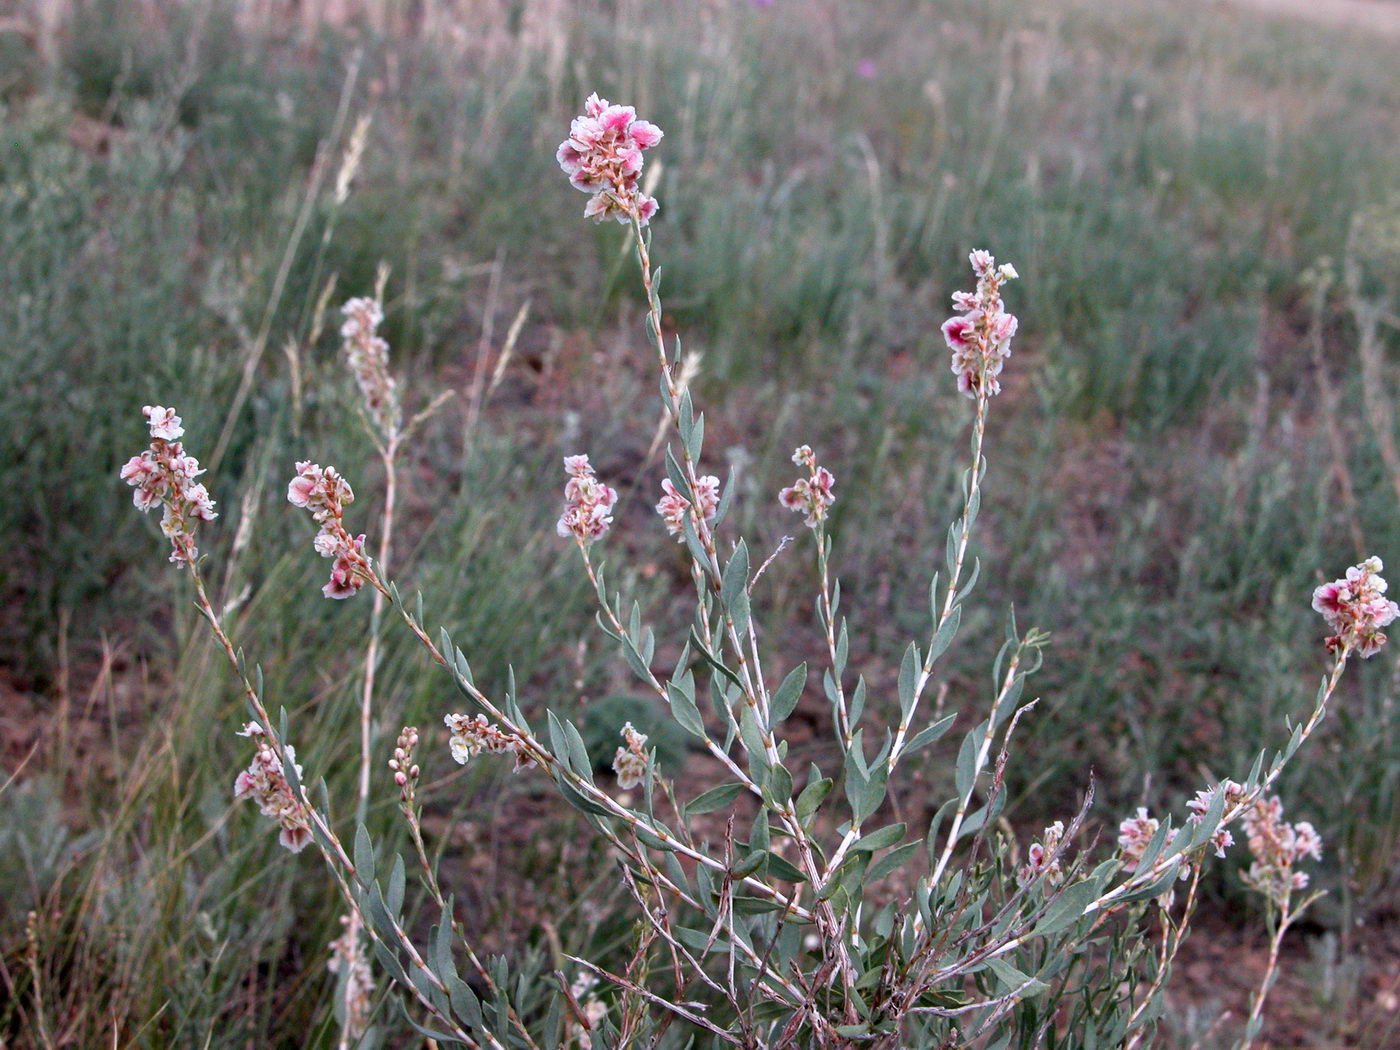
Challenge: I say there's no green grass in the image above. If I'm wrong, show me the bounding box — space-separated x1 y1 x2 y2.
3 0 1400 1045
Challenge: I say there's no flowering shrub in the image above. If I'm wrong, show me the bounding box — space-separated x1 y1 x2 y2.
122 96 1379 1049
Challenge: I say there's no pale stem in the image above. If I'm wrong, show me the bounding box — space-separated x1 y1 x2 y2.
187 567 485 1048
930 648 1350 982
1240 900 1295 1050
928 648 1022 887
815 531 852 745
1122 860 1205 1050
341 432 398 1050
574 538 757 791
629 214 857 1002
383 585 817 922
888 388 990 774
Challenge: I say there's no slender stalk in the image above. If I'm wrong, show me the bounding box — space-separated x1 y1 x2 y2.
186 567 485 1048
927 648 1022 886
628 215 857 1003
1240 901 1296 1050
889 389 989 774
935 647 1350 981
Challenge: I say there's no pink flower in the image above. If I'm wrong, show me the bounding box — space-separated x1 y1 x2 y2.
557 94 664 227
941 250 1019 400
233 728 313 854
1241 795 1323 906
941 314 977 352
656 475 720 539
613 722 650 789
120 407 216 566
143 404 184 441
444 712 535 770
1018 820 1066 886
1116 807 1159 873
323 534 367 599
1313 556 1398 657
340 296 400 439
558 454 618 543
779 447 836 529
288 462 369 599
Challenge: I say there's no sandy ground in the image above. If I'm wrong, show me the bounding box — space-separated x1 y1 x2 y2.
1225 0 1400 35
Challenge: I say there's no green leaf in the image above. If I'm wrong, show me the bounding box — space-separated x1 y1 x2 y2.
446 974 484 1030
986 957 1047 997
856 763 890 825
766 853 808 883
867 841 920 884
666 680 707 738
954 723 984 799
558 782 612 817
929 604 962 665
851 822 906 854
904 714 956 754
721 541 749 609
770 663 808 727
898 643 921 718
1119 862 1183 903
765 763 794 807
795 777 833 823
731 851 766 879
687 782 745 814
354 824 375 882
739 705 770 775
688 413 705 464
1032 878 1101 937
386 854 406 917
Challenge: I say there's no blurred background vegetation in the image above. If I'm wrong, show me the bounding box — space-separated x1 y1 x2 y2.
2 0 1399 1045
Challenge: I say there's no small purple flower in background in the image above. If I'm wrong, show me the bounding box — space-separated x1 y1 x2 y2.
233 722 313 853
856 59 877 79
120 405 218 567
779 445 836 529
557 93 664 226
749 0 775 8
557 454 619 543
1312 556 1398 657
656 475 721 539
942 250 1019 399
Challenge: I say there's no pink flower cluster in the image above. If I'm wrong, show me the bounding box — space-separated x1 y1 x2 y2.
444 713 535 772
941 250 1019 399
341 296 400 439
1018 820 1066 886
557 93 664 226
120 405 218 567
1115 807 1160 874
1312 556 1398 658
779 445 836 529
612 722 650 790
287 461 368 599
1185 781 1243 858
557 455 618 543
232 723 313 853
656 475 720 540
1241 795 1322 907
